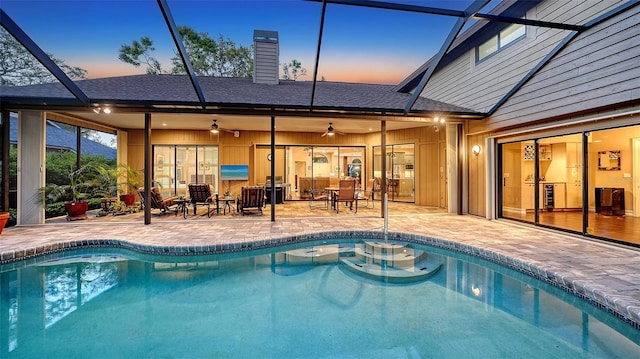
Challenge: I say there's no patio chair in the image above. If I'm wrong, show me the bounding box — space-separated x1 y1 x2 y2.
308 189 329 209
356 179 375 208
332 179 357 213
238 186 265 215
188 183 217 217
138 187 178 215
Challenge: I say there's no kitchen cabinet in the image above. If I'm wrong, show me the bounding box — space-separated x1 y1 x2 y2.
523 182 567 210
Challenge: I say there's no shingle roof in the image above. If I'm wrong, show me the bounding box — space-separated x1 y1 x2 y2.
9 116 117 159
1 74 480 116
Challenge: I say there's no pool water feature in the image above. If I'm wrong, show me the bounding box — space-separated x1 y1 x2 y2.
1 239 638 358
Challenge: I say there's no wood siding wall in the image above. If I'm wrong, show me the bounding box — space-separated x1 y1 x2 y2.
422 0 624 114
485 4 640 130
127 124 447 208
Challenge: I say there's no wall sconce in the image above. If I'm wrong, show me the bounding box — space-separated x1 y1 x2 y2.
471 144 481 156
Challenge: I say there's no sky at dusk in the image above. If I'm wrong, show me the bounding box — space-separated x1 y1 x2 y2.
2 0 488 85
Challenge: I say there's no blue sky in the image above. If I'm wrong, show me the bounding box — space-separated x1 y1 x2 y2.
2 0 485 84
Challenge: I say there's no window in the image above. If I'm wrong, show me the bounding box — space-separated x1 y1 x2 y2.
476 23 525 62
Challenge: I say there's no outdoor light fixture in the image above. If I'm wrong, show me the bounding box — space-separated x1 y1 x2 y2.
472 144 482 156
92 106 111 114
210 119 219 134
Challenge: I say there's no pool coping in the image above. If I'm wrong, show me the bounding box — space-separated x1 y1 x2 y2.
2 229 639 330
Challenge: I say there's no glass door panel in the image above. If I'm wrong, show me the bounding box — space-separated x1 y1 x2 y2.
501 141 533 222
538 134 583 232
153 146 175 197
373 144 415 202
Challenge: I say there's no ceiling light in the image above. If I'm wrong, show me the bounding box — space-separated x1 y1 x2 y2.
210 119 219 134
92 106 111 114
440 118 445 123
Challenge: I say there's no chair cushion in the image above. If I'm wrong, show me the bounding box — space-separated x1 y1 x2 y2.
152 187 163 200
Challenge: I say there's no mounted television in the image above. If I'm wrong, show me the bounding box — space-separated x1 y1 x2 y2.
220 165 249 181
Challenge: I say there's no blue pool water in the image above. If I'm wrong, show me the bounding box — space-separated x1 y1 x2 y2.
1 239 638 358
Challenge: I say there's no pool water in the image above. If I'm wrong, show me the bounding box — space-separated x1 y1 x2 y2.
1 239 638 358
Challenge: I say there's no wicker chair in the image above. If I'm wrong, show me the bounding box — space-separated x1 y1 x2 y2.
238 186 265 215
188 183 217 217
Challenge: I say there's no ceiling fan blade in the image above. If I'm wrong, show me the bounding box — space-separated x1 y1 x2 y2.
334 130 346 136
321 131 328 137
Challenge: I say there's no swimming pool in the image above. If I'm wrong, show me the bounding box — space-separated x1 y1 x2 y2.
1 239 638 358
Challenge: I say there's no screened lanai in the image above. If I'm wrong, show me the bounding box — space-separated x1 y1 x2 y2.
1 0 628 229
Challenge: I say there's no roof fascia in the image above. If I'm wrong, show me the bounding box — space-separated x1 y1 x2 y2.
0 9 90 106
157 0 207 109
310 1 328 111
487 0 640 116
404 0 491 114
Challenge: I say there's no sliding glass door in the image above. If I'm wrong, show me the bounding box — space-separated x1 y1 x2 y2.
373 144 415 202
500 124 640 247
153 145 218 197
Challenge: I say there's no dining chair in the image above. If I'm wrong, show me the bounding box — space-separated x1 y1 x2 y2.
333 179 357 213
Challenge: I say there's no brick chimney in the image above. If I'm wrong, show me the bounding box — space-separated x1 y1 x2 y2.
253 30 279 85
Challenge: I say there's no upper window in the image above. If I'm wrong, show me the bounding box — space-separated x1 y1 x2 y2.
476 23 526 62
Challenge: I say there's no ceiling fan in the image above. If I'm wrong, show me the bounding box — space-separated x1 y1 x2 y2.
210 119 239 137
321 122 345 137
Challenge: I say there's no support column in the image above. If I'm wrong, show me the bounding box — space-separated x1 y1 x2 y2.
18 111 46 224
143 114 151 225
1 110 9 213
380 120 387 218
446 123 460 214
270 115 276 222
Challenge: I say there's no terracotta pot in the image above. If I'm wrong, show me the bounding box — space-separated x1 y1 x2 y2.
0 212 9 235
120 194 137 206
65 201 89 221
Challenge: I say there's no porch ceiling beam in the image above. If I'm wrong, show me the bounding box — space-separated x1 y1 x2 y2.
404 0 491 114
0 9 90 106
472 13 584 31
310 1 328 111
306 0 464 17
157 0 207 109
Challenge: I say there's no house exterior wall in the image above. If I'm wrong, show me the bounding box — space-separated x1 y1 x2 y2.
425 1 640 218
421 0 625 114
126 124 447 208
484 4 640 130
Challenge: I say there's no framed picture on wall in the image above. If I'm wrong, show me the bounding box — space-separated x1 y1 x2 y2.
157 155 164 171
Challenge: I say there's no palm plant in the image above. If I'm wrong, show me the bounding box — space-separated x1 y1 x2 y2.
41 164 100 204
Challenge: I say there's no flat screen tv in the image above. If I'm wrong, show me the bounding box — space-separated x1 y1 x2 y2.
220 165 249 181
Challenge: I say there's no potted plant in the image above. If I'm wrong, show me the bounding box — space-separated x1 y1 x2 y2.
117 164 143 206
0 212 9 235
40 164 99 221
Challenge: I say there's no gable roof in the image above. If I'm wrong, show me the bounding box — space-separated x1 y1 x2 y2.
0 74 482 118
